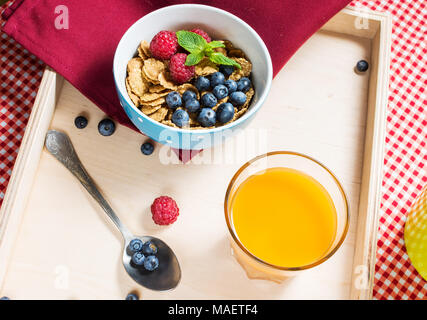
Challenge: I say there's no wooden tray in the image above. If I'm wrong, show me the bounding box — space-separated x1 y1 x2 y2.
0 7 391 300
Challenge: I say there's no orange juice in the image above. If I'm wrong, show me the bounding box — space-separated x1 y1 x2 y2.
231 167 337 268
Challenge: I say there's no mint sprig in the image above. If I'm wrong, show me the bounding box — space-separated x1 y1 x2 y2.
186 52 205 65
176 30 241 69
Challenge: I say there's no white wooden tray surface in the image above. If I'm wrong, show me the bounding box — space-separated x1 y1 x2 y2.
0 8 391 300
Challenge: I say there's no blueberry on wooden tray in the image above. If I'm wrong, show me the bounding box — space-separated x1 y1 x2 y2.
74 116 88 129
125 293 139 300
356 60 369 72
98 118 116 136
141 142 155 155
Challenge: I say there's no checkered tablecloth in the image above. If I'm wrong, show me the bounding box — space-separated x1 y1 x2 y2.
1 0 426 299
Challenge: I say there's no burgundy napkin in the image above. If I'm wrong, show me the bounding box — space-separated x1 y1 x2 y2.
2 0 351 160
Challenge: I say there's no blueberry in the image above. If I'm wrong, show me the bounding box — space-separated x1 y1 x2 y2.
74 116 88 129
142 241 158 255
166 91 182 109
224 79 237 94
141 142 154 155
185 98 200 113
201 92 217 108
212 85 228 100
128 239 144 253
172 109 190 128
195 76 210 92
217 102 235 124
182 90 197 102
144 255 159 271
229 91 247 106
125 293 139 300
131 252 145 266
98 119 116 136
0 297 10 300
210 72 225 88
198 108 216 127
356 60 369 72
219 65 234 77
237 77 251 93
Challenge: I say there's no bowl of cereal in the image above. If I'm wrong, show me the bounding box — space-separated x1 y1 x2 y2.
113 4 272 150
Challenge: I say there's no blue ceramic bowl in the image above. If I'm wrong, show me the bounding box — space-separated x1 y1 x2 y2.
113 4 272 150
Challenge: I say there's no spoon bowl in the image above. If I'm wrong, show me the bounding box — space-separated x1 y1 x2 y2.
45 130 181 291
123 236 181 291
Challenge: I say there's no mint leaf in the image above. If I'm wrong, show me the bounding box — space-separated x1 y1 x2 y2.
204 46 214 56
177 30 207 53
206 41 225 49
185 52 205 66
208 52 241 69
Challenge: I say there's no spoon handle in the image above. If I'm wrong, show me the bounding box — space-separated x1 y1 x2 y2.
45 130 132 240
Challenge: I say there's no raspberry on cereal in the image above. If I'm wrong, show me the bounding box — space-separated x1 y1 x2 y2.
150 31 178 60
169 53 195 84
190 28 211 42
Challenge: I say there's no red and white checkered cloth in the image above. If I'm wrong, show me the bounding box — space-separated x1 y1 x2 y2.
0 0 426 299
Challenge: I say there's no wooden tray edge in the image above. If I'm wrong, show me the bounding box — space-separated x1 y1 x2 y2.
0 68 62 290
350 10 392 300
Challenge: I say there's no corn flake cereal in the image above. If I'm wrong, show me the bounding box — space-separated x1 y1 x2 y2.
158 71 178 90
149 106 169 122
143 58 165 82
161 120 178 128
125 79 140 107
149 85 167 93
139 92 168 103
229 57 252 80
195 58 218 76
127 58 148 96
228 49 246 58
138 40 151 59
140 104 162 115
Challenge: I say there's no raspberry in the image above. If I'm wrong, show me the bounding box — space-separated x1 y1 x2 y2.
190 28 211 42
149 31 178 60
151 196 179 225
169 53 195 84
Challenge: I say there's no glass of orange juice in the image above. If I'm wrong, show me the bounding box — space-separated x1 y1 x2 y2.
224 151 349 282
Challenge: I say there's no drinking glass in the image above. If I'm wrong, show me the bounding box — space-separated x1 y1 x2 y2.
224 151 349 282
